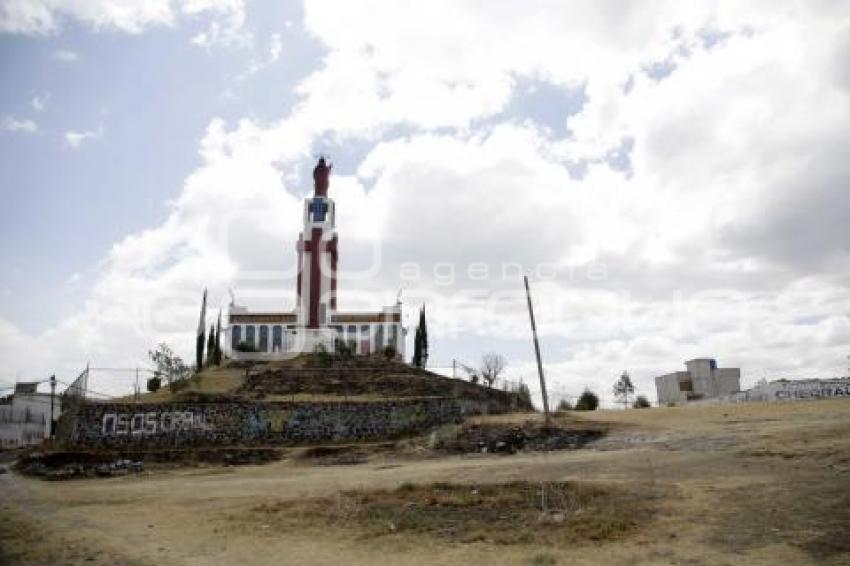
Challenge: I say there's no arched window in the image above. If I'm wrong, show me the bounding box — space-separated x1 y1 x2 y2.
259 326 269 352
390 324 398 348
231 325 242 349
272 326 283 352
246 325 256 347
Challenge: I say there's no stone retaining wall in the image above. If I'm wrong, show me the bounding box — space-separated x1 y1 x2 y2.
62 398 495 448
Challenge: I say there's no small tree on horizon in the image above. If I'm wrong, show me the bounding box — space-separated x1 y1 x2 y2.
633 395 651 408
575 389 599 411
480 352 507 388
613 370 635 408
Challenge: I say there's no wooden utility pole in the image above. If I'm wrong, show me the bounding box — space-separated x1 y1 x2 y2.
523 276 551 423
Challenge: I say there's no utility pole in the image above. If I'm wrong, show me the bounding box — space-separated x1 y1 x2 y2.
49 374 56 439
523 276 550 424
453 359 457 380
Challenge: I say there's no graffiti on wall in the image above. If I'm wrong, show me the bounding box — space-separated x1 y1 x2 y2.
774 383 850 400
102 411 212 436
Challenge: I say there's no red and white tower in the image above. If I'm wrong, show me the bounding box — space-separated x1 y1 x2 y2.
294 158 338 346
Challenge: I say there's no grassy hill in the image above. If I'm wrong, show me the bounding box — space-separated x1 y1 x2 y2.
119 354 533 410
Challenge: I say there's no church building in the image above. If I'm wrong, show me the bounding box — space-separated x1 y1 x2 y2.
226 158 405 359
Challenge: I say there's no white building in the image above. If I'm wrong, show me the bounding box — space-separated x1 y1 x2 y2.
226 158 405 360
739 377 850 402
655 358 741 406
0 382 61 449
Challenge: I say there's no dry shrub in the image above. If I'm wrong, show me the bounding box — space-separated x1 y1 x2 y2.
249 480 653 546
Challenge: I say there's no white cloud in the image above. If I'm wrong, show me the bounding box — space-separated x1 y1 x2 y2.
1 0 247 42
31 92 50 111
183 0 249 48
51 49 78 62
269 32 282 62
2 115 38 133
4 0 850 404
64 126 103 148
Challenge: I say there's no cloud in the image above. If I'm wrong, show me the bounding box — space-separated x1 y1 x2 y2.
2 115 38 133
31 92 50 111
1 0 247 42
64 126 103 148
51 49 79 62
184 0 250 48
4 0 850 404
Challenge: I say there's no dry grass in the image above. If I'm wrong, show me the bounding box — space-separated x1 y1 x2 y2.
0 508 138 565
111 367 246 403
5 397 850 565
248 480 655 546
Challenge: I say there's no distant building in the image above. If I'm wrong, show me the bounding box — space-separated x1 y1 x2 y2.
741 377 850 402
655 358 741 406
0 382 61 449
226 158 405 360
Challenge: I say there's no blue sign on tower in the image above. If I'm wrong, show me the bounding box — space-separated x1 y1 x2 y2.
309 198 328 222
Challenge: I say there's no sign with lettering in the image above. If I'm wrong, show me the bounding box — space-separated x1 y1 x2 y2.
772 382 850 400
101 411 211 436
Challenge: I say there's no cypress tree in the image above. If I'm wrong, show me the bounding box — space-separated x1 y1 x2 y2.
419 306 428 368
213 310 222 365
206 325 215 367
195 289 207 371
412 322 422 367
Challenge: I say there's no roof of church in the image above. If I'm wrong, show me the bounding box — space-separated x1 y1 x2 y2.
228 311 401 324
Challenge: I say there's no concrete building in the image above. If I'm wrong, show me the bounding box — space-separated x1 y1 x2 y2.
0 382 61 449
655 358 741 406
226 158 405 360
740 377 850 402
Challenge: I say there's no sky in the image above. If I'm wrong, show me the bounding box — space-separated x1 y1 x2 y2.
1 0 849 406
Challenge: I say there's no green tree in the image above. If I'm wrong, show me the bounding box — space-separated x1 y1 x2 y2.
419 306 428 367
148 343 191 392
213 310 222 365
575 389 599 411
411 306 428 368
146 375 162 393
195 289 207 371
633 395 651 408
206 324 215 367
613 370 635 408
412 320 422 367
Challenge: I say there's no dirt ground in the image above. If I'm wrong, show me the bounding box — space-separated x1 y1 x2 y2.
2 399 849 565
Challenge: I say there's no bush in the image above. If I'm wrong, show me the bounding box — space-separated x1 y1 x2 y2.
146 376 161 393
574 389 599 411
556 398 573 412
148 342 191 393
382 345 397 361
335 339 354 359
313 343 333 367
506 381 533 410
633 395 651 408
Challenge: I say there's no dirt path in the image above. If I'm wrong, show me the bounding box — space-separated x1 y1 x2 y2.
2 399 849 565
